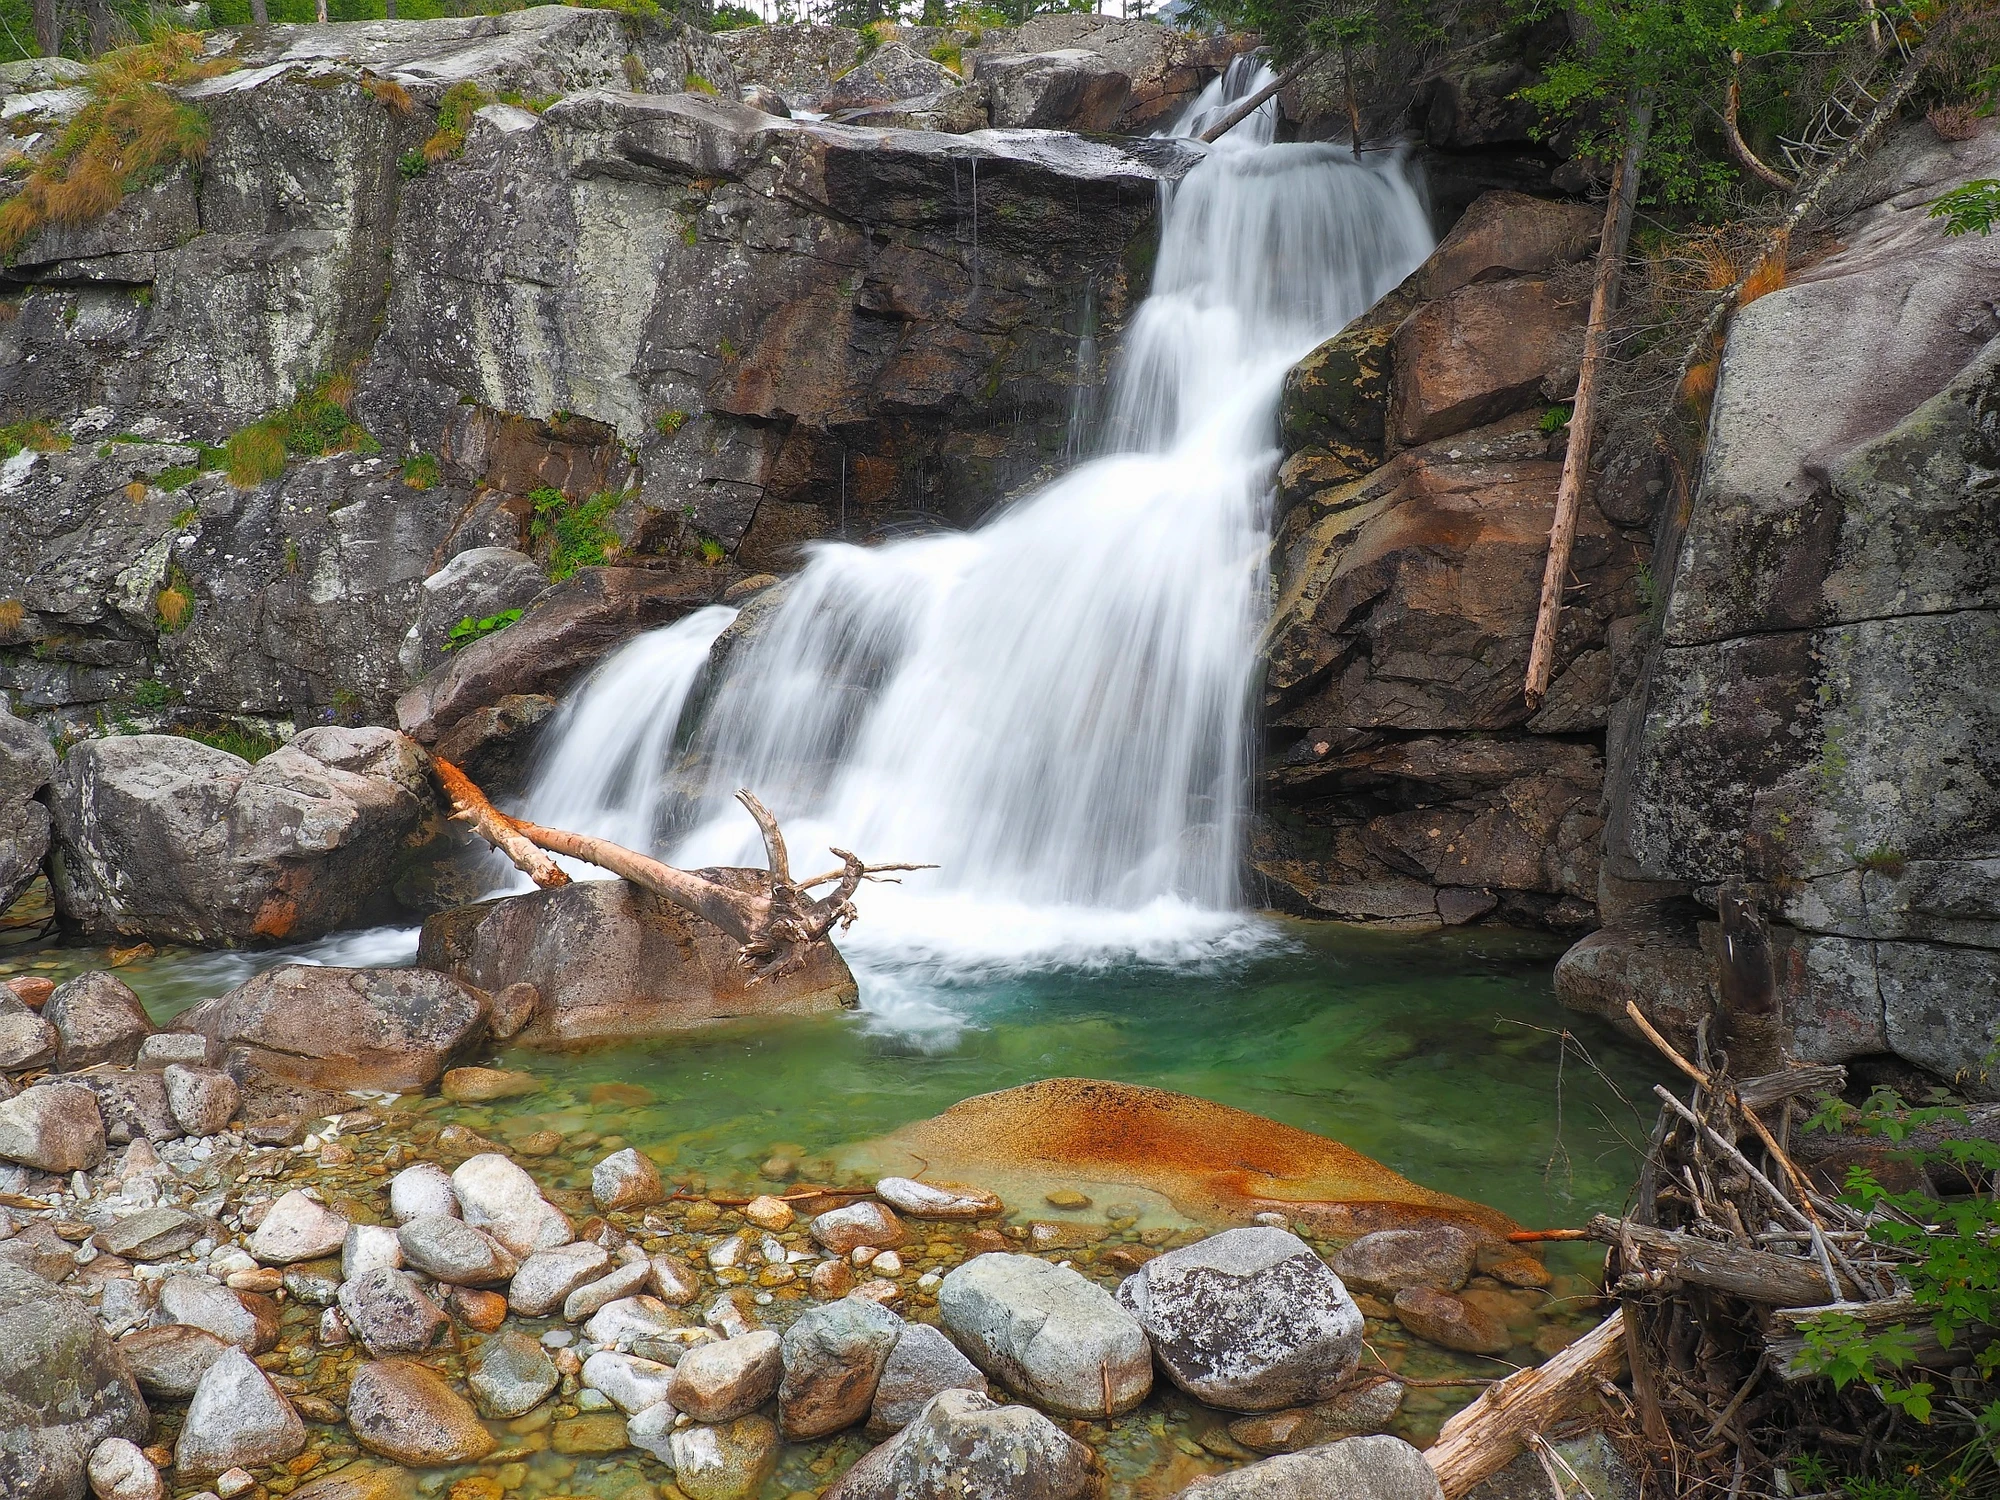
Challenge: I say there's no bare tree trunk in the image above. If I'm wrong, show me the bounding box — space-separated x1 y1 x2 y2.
250 0 269 23
31 0 58 55
316 0 328 21
1523 92 1653 707
1196 49 1323 144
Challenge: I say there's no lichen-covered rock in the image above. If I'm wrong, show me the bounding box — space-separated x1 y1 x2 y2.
0 702 54 913
418 877 857 1048
979 49 1129 131
468 1327 559 1419
181 964 488 1092
397 547 548 684
778 1294 903 1439
823 43 960 109
937 1252 1151 1418
0 1263 150 1500
176 1346 307 1477
668 1413 779 1500
866 1322 988 1438
1117 1227 1363 1412
1177 1433 1446 1500
44 971 152 1070
337 1268 449 1357
1329 1224 1479 1298
49 729 439 946
827 1388 1094 1500
0 992 58 1071
714 23 861 111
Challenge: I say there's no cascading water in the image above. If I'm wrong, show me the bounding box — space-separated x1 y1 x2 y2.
517 83 1434 984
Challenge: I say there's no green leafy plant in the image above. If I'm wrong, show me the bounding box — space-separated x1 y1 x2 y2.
421 81 490 163
1930 180 2000 238
655 409 691 437
224 371 373 487
443 607 524 652
131 678 178 708
528 485 623 581
1539 403 1574 434
398 149 430 179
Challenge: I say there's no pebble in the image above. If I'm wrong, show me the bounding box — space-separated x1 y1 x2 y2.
439 1067 541 1103
809 1260 855 1299
742 1195 794 1230
213 1471 254 1500
871 1250 903 1276
450 1285 509 1331
809 1201 906 1255
341 1224 404 1283
647 1251 702 1305
248 1191 349 1264
337 1267 448 1357
582 1349 678 1414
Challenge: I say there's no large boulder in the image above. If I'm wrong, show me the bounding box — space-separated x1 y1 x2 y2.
1177 1433 1446 1500
827 1388 1094 1500
417 877 857 1048
978 50 1130 131
43 971 151 1071
49 728 439 946
0 1082 105 1171
866 1322 988 1437
822 43 961 110
0 702 54 913
0 1263 151 1500
777 1295 904 1439
397 547 548 684
179 965 488 1092
1570 121 2000 1083
936 1253 1151 1418
1388 275 1586 447
1116 1227 1363 1411
989 14 1247 131
713 23 862 111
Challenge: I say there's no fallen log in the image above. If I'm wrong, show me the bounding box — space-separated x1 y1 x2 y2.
434 758 932 981
1426 1307 1628 1498
1589 1214 1860 1304
1765 1293 1993 1381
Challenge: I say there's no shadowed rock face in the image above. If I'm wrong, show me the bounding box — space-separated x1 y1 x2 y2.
840 1078 1516 1240
1563 121 2000 1093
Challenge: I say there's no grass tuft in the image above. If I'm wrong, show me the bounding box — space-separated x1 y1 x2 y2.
362 76 415 116
421 81 490 163
223 369 375 488
0 417 71 459
528 484 623 581
1680 358 1720 410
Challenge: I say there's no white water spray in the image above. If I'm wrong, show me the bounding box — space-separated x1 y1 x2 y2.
519 85 1434 975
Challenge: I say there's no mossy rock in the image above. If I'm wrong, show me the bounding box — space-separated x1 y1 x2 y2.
1280 320 1396 461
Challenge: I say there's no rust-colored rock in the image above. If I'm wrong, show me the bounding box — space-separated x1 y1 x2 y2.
1389 276 1587 447
842 1078 1515 1240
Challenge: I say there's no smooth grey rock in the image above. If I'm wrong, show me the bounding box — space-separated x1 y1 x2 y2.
823 42 958 108
0 1262 150 1500
44 972 151 1070
345 1358 496 1466
1119 1227 1364 1412
827 1387 1093 1500
591 1146 666 1211
249 1191 349 1264
508 1240 610 1317
49 730 437 947
585 1294 681 1348
156 1278 269 1353
86 1437 164 1500
810 1201 906 1254
1330 1225 1479 1298
398 547 546 684
175 1346 307 1477
0 1083 105 1171
452 1153 572 1258
777 1293 902 1439
938 1252 1150 1418
337 1268 448 1357
979 48 1129 131
1177 1433 1446 1500
582 1350 677 1415
396 1214 518 1286
162 1065 238 1137
625 1398 677 1462
667 1329 783 1422
134 1032 213 1069
562 1259 650 1321
866 1321 988 1438
96 1207 202 1261
873 1177 999 1220
387 1162 458 1224
468 1327 558 1419
0 1000 57 1070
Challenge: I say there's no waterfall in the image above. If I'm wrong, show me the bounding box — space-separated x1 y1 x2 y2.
517 87 1434 974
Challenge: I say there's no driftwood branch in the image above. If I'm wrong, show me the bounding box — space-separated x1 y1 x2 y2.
433 758 932 981
1590 1214 1859 1304
1426 1308 1629 1498
1196 49 1324 143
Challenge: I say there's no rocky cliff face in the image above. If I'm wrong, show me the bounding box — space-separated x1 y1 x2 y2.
1255 191 1645 931
1559 122 2000 1094
0 8 1196 739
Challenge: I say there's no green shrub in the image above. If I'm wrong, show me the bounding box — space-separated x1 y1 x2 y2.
1539 404 1573 434
529 485 623 581
132 678 178 708
443 607 523 652
708 3 762 29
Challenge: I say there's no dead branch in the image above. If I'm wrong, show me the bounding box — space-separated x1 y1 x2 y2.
432 758 929 981
1196 49 1324 143
1426 1308 1630 1498
1589 1215 1860 1304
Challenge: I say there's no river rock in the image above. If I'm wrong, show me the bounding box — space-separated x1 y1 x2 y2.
1228 1379 1408 1453
66 1070 179 1145
338 1268 449 1357
669 1413 779 1500
1117 1226 1363 1411
0 1082 105 1170
180 965 488 1093
0 703 54 914
1331 1224 1479 1297
668 1329 783 1421
250 1190 350 1263
0 1221 77 1281
452 1153 573 1257
649 1251 702 1305
177 1346 308 1476
979 48 1129 130
95 1207 202 1261
866 1322 988 1438
43 972 151 1070
343 1223 406 1281
439 1067 540 1104
582 1350 677 1415
0 994 57 1070
417 878 858 1047
829 1387 1093 1500
289 1471 421 1500
396 1214 519 1286
873 1177 999 1220
626 1399 677 1462
592 1147 666 1211
565 1260 652 1321
469 1327 559 1418
135 1032 213 1068
388 1163 459 1224
399 547 549 683
1392 1286 1512 1355
162 1066 238 1137
584 1293 679 1347
157 1277 274 1352
0 1262 150 1500
509 1240 610 1316
49 729 438 946
87 1437 164 1500
1179 1433 1446 1500
778 1294 903 1439
118 1323 230 1397
938 1253 1151 1418
810 1201 906 1255
346 1359 497 1466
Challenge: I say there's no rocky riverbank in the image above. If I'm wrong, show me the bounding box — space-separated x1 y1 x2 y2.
0 961 1612 1500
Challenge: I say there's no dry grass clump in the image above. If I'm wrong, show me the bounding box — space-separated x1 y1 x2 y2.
421 82 490 162
1929 101 1983 141
362 76 415 116
0 31 232 260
